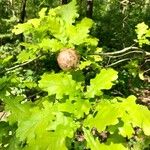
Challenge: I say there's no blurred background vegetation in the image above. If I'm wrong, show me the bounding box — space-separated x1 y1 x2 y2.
0 1 150 149
1 0 150 46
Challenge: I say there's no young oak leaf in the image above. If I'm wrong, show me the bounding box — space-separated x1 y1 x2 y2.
83 128 127 150
38 72 79 99
57 98 91 119
118 112 134 138
16 101 78 150
122 95 150 136
84 95 150 138
57 0 79 25
86 68 118 98
84 100 122 132
2 96 31 125
66 18 97 45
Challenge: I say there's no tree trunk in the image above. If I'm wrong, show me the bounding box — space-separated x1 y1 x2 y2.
86 0 93 18
62 0 68 5
19 0 27 42
19 0 27 23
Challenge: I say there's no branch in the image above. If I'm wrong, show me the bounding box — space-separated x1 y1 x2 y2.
144 68 150 73
23 91 44 101
145 59 150 63
92 46 150 57
106 50 144 58
5 55 41 72
0 112 6 121
106 58 130 67
145 51 150 56
100 46 139 55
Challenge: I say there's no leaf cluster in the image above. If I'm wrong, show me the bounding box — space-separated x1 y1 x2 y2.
0 1 150 150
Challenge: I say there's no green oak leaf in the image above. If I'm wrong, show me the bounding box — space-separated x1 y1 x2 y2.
118 113 134 138
16 101 78 150
16 101 54 142
12 22 32 35
84 95 150 138
58 98 91 119
135 22 150 47
25 124 77 150
17 50 36 63
38 8 47 18
86 68 118 98
122 96 150 136
39 38 64 52
28 19 41 28
84 128 127 150
57 0 79 25
84 100 122 131
66 18 98 45
38 72 79 99
2 96 31 124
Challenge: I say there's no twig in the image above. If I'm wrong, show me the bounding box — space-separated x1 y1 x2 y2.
5 55 41 72
23 91 44 101
100 46 139 55
106 58 130 67
145 59 150 63
145 51 150 56
106 57 111 66
144 68 150 73
90 46 150 57
106 50 144 58
0 112 6 120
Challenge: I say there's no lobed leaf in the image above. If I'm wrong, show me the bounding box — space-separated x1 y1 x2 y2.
16 101 78 150
86 68 118 98
2 96 31 124
84 128 127 150
66 18 97 45
58 98 91 119
38 72 80 99
57 0 79 25
84 95 150 138
39 38 64 52
84 100 122 131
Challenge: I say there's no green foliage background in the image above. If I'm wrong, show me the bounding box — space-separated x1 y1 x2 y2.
0 0 150 149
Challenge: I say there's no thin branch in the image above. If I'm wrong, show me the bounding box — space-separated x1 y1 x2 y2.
106 50 144 58
5 55 41 72
144 68 150 73
145 51 150 56
23 91 44 101
106 57 111 66
106 58 130 67
101 46 139 55
91 46 150 57
145 59 150 63
0 112 6 120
